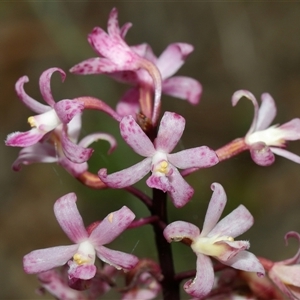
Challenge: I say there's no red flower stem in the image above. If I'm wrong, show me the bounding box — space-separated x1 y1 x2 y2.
151 188 179 300
124 186 153 208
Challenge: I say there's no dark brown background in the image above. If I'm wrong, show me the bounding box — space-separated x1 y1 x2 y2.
1 1 300 299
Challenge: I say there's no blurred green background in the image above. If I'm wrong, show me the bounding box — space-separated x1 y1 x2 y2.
1 1 300 299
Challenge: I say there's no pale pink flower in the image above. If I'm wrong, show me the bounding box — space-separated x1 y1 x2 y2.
164 183 265 299
24 193 138 283
98 111 218 208
232 90 300 166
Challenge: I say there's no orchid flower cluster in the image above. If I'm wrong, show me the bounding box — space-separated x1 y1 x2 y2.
5 7 300 300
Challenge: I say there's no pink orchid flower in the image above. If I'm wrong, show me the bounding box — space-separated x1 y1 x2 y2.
163 183 265 299
110 42 202 117
232 90 300 166
268 231 300 299
98 111 219 208
70 8 162 125
5 68 92 164
23 193 139 283
12 113 116 178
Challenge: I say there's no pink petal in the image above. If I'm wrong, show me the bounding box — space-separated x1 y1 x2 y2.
146 174 172 193
89 206 135 245
12 143 57 171
98 158 152 188
61 127 93 163
167 166 194 208
95 246 139 270
116 87 140 117
271 147 300 164
279 118 300 140
215 240 250 261
70 57 126 74
107 7 121 37
162 76 202 105
54 100 84 124
156 43 194 79
168 146 218 169
256 93 277 131
120 22 132 39
68 261 97 280
249 142 275 166
15 76 49 114
201 183 227 237
120 115 155 157
5 128 45 147
232 90 259 135
155 112 185 153
184 254 214 299
222 250 265 276
23 245 78 274
163 221 200 243
39 68 66 107
54 193 88 243
208 205 253 238
272 264 300 286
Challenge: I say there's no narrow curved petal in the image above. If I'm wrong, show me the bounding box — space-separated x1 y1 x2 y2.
54 100 84 124
183 254 214 299
61 127 93 163
279 118 300 140
120 115 155 157
278 231 300 265
15 76 49 114
120 22 132 39
5 128 45 147
222 250 265 276
256 93 277 131
155 112 185 153
107 7 121 37
157 43 194 79
89 206 135 246
201 183 227 237
23 244 78 274
39 68 66 107
232 90 259 135
116 87 140 117
162 76 202 105
163 221 200 243
168 146 218 169
167 166 194 208
208 205 253 238
12 143 57 171
95 246 139 270
54 193 88 243
249 142 275 166
270 147 300 164
78 132 117 155
98 158 152 188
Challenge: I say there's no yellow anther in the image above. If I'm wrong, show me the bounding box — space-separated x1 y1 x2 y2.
108 213 114 223
73 253 90 265
27 116 36 128
156 161 169 174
